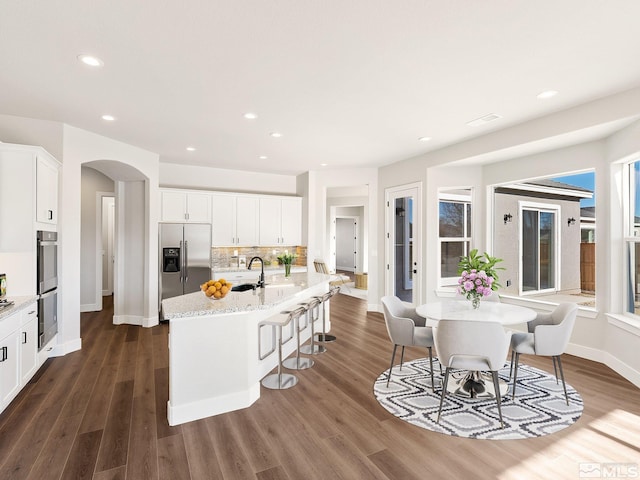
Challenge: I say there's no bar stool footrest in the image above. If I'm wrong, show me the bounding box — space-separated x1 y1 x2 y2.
261 373 298 389
300 344 326 354
316 333 337 343
282 357 314 370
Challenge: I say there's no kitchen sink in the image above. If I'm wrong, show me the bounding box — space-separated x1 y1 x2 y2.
231 283 258 292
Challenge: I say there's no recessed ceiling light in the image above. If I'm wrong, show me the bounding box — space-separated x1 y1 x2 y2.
320 163 328 167
259 155 268 160
186 146 196 152
244 113 258 119
466 113 502 127
537 90 559 99
101 114 115 121
418 136 432 142
270 132 282 138
77 54 104 67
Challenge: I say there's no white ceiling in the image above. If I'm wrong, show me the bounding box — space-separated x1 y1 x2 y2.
2 1 640 175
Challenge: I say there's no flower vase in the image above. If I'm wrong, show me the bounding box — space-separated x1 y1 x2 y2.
471 295 481 309
284 263 291 277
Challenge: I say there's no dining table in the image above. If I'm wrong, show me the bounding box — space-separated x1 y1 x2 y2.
416 300 537 398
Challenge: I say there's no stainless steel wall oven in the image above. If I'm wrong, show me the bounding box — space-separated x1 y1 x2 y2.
37 230 58 349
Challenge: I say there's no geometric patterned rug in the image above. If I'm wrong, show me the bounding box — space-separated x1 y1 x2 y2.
373 357 583 440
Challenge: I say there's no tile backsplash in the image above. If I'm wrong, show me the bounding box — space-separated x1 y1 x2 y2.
211 246 307 270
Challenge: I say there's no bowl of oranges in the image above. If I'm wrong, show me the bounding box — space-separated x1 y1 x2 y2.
201 278 232 300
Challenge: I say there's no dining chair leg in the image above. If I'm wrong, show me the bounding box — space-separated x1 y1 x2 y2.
556 355 570 406
386 345 398 387
427 346 435 393
511 352 520 400
399 346 406 370
492 370 504 429
552 356 559 384
509 350 515 380
436 367 451 424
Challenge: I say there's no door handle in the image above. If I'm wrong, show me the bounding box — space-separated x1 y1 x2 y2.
22 332 27 344
48 210 53 220
0 346 7 362
184 240 189 283
179 240 184 283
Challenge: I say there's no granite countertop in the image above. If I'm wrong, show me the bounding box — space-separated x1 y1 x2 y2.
162 271 329 320
0 295 38 321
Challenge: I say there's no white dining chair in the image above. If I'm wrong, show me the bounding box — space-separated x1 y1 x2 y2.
509 302 578 405
435 319 512 428
381 296 437 392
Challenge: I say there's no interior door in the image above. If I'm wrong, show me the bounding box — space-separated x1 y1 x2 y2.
386 185 421 304
336 218 357 272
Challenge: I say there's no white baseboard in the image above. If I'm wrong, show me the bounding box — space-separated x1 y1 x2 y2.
167 383 260 426
113 314 143 326
143 314 159 328
368 303 383 313
604 352 640 388
51 337 82 357
80 303 101 313
113 314 159 328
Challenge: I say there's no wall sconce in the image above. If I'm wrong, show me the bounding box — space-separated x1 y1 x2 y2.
503 213 512 224
567 217 576 226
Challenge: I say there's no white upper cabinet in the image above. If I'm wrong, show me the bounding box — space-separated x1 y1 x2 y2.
36 154 59 225
211 193 258 246
259 197 302 246
162 188 302 247
160 189 211 223
235 196 259 246
258 197 282 245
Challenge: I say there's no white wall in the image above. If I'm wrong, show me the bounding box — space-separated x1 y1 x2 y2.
160 162 297 195
80 167 114 310
116 181 146 320
0 114 64 161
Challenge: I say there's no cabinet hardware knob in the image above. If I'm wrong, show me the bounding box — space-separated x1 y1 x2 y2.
22 332 27 344
0 346 7 362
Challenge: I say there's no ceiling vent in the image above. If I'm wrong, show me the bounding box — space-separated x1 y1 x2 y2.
466 113 503 127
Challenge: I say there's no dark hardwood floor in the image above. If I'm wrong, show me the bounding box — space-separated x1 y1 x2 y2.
1 294 639 479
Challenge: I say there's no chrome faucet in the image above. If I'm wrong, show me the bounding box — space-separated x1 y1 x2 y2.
248 256 265 288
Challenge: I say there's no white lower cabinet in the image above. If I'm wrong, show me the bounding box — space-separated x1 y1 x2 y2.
0 327 21 410
0 302 39 413
20 308 38 384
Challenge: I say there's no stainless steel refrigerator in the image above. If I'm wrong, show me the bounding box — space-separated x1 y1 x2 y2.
159 223 211 304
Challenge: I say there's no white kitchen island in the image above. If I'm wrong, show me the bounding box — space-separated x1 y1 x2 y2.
161 271 331 426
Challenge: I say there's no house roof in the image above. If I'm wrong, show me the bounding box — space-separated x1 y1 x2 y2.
527 179 593 195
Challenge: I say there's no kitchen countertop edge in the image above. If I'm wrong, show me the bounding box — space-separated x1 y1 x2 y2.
0 295 38 321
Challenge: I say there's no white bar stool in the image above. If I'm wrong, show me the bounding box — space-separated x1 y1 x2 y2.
299 297 326 355
314 285 340 343
259 310 299 389
282 305 315 370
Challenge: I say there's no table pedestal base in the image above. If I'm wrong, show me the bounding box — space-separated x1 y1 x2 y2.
447 370 508 398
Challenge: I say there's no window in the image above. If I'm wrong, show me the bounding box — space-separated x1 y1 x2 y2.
625 160 640 315
492 171 595 304
520 204 558 293
439 192 471 286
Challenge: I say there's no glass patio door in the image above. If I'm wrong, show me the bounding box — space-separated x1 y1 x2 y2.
386 184 421 304
521 207 557 293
